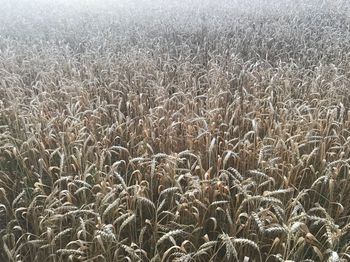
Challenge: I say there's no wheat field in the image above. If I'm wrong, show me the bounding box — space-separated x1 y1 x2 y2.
1 0 350 261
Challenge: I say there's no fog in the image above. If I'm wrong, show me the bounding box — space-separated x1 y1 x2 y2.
2 0 348 32
1 0 348 45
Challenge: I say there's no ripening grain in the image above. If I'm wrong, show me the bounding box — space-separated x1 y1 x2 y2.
1 0 350 261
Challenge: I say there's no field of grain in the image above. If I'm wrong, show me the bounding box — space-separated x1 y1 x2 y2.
1 0 350 261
